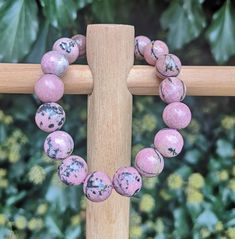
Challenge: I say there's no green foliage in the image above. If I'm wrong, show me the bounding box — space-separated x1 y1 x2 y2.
0 1 234 239
206 0 235 64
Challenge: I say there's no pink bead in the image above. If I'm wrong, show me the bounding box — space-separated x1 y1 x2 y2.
163 102 192 129
58 155 88 185
44 131 74 160
112 166 142 197
52 38 79 64
144 40 169 65
159 77 186 103
41 51 69 77
71 34 86 58
154 129 184 158
35 103 65 133
34 74 64 103
135 148 164 177
134 36 151 60
156 54 181 79
83 171 113 202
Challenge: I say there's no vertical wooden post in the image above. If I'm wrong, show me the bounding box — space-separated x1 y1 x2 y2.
86 24 134 238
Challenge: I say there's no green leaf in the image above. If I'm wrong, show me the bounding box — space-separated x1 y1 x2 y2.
206 0 235 64
76 0 93 9
160 0 206 50
40 0 78 29
173 208 190 238
216 139 233 158
196 209 218 230
0 0 38 62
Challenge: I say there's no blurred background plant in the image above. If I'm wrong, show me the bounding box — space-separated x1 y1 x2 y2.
0 0 234 238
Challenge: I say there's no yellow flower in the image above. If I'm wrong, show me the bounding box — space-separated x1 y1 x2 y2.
143 177 158 190
229 179 235 192
215 221 224 232
160 189 171 201
130 225 142 238
167 173 183 189
186 187 203 204
8 145 20 163
0 179 8 188
188 119 200 133
0 168 7 177
139 194 155 213
37 203 48 215
218 170 229 181
0 213 7 225
28 166 46 184
71 214 81 226
200 228 211 238
130 211 141 225
227 227 235 239
142 114 157 132
155 218 164 233
221 116 235 129
28 218 43 231
3 115 13 125
15 215 27 230
188 173 205 189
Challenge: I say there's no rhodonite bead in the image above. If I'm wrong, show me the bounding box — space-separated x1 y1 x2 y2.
163 102 192 129
52 37 79 64
41 51 69 77
44 131 74 160
155 54 181 79
58 155 88 185
135 148 164 177
71 34 86 58
35 102 65 132
134 36 151 60
144 40 169 65
154 129 184 158
112 166 142 197
34 74 64 103
159 77 186 103
83 171 113 202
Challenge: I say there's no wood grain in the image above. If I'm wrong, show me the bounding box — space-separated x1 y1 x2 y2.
86 24 134 239
0 64 235 96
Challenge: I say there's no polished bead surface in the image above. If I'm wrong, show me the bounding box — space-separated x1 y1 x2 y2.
52 37 79 64
41 51 69 76
135 147 164 177
35 103 65 132
154 129 184 158
34 74 64 103
83 171 113 202
156 54 181 79
163 102 192 129
44 131 74 160
134 36 151 60
71 34 86 58
58 155 88 185
113 166 142 197
144 40 169 65
159 77 186 103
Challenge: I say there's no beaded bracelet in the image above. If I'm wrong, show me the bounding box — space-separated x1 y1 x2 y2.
34 34 191 202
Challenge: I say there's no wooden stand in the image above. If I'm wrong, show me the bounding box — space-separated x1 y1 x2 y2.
0 24 234 239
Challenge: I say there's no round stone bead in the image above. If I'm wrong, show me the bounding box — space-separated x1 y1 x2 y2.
58 155 88 186
83 171 113 202
41 51 69 77
71 34 86 58
155 54 181 79
52 37 79 64
44 131 74 160
135 148 164 177
163 102 192 129
159 77 186 103
134 35 151 60
34 74 64 103
144 40 169 65
112 166 142 197
154 129 184 158
35 102 65 133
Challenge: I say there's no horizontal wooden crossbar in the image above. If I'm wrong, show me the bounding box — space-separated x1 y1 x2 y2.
0 64 235 96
